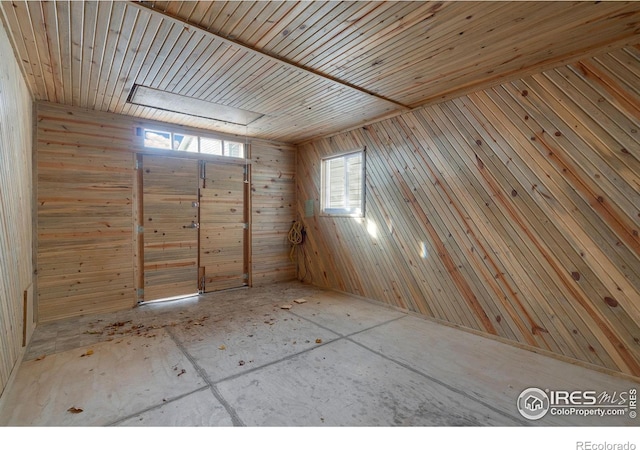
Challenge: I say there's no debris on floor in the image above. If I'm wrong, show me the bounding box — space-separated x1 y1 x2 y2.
218 344 226 350
280 304 292 310
80 349 94 357
67 407 83 414
315 338 322 344
78 314 213 345
294 298 307 304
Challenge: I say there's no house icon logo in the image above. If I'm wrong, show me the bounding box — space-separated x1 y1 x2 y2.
517 387 550 420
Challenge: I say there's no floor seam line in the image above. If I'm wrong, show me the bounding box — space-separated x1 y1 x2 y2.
286 309 406 339
345 336 528 426
107 386 209 426
211 315 407 385
165 327 245 426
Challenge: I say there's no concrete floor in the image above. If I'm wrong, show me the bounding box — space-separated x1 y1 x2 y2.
0 281 638 427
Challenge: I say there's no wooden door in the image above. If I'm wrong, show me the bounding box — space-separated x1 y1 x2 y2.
142 155 199 301
199 163 247 292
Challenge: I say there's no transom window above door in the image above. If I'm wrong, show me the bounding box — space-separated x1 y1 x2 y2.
142 128 245 159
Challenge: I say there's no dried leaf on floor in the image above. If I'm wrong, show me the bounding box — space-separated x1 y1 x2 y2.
80 349 94 357
35 355 46 361
294 299 307 304
177 369 186 376
218 344 226 350
67 407 83 414
315 339 322 344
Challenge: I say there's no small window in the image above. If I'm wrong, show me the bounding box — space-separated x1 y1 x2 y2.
144 130 171 149
173 133 198 152
224 141 244 158
321 149 365 217
200 137 223 155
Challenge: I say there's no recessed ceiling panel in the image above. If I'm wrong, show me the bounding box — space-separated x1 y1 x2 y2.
128 84 264 126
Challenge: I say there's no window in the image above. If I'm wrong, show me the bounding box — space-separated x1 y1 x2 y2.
225 141 244 158
142 128 245 159
144 130 171 150
200 137 223 156
173 133 198 152
321 149 365 216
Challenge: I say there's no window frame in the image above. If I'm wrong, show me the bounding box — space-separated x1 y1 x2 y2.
320 148 366 218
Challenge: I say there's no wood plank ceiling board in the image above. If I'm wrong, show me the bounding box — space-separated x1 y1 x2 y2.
2 1 640 143
141 1 640 110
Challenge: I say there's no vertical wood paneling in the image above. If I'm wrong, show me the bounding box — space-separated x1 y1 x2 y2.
251 139 297 285
142 155 199 301
297 45 640 377
0 19 33 397
200 162 247 291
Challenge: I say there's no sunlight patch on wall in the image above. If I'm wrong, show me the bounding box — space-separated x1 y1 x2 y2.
420 241 429 259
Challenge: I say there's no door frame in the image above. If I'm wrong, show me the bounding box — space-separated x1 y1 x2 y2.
134 151 251 303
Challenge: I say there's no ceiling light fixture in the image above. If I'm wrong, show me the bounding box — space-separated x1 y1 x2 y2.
127 84 264 126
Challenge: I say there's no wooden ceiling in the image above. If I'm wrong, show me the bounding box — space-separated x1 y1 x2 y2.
2 1 640 143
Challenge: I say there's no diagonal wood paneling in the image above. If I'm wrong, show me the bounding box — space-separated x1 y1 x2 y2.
297 45 640 377
2 1 640 143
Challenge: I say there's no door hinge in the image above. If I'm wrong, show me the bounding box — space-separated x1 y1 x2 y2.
242 223 249 229
137 288 144 303
199 160 206 179
192 201 199 208
137 225 144 233
135 159 142 170
243 273 249 280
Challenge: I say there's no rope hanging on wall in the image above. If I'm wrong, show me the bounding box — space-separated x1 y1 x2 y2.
288 220 304 262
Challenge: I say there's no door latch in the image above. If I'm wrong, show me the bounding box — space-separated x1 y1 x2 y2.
183 222 200 229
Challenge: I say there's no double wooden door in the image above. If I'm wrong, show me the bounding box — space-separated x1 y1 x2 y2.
140 155 247 302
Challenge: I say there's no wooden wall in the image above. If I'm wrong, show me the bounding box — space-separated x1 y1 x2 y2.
36 103 137 322
297 45 640 377
251 139 297 286
35 102 296 322
0 20 33 397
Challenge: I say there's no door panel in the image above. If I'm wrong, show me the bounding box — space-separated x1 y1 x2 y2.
142 155 199 301
199 163 247 292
